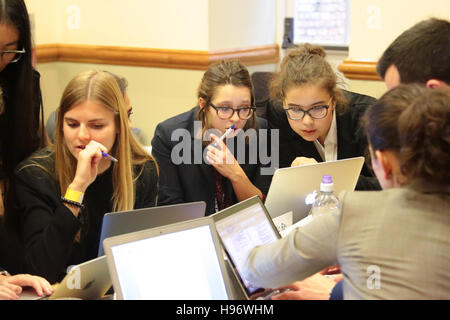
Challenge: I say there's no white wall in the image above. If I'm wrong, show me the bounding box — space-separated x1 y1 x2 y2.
26 0 278 144
26 0 210 50
349 0 450 60
209 0 276 50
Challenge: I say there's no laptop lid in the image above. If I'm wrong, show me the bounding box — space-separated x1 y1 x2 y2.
211 196 281 299
97 201 206 256
103 217 234 300
20 256 111 300
265 157 364 223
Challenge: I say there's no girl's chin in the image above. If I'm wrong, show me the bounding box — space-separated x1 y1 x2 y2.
299 134 317 142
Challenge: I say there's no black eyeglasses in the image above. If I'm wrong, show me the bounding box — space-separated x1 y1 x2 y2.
283 98 332 120
1 48 26 63
209 103 256 120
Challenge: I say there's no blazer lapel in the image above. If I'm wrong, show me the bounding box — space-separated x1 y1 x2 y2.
188 111 215 191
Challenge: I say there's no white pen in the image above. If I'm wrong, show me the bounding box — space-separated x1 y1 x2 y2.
211 124 236 148
101 151 118 162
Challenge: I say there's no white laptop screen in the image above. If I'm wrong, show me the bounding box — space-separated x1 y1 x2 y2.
214 203 279 294
110 225 229 300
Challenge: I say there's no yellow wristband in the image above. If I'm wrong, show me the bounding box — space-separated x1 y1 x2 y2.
64 189 84 204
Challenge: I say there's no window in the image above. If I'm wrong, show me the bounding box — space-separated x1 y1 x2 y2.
293 0 349 49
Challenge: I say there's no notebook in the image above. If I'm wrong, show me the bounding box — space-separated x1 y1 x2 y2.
97 201 206 256
265 157 365 223
20 255 111 300
103 217 235 300
211 196 283 299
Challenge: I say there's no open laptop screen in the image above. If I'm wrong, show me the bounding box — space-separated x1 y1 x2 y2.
214 201 280 295
108 224 229 300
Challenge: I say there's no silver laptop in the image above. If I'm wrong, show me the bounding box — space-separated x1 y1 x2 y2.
211 196 283 300
20 256 111 300
103 217 235 300
265 157 365 223
97 201 206 256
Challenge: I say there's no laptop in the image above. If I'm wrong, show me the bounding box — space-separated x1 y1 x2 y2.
103 217 235 300
265 157 365 223
20 256 111 300
97 201 206 256
211 196 284 300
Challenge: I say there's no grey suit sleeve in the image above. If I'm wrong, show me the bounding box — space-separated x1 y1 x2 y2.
242 209 340 288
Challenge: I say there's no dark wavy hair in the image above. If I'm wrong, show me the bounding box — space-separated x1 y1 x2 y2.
363 84 450 188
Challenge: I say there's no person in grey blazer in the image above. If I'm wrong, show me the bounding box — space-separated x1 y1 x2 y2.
151 60 274 215
243 84 450 299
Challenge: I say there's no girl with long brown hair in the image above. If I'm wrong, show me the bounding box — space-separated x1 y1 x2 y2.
152 60 272 215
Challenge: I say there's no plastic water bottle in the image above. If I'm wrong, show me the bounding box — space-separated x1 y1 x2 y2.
309 175 341 217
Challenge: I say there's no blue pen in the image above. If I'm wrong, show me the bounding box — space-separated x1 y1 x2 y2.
211 124 236 148
101 151 118 162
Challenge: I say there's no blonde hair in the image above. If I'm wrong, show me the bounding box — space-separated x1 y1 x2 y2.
54 70 156 212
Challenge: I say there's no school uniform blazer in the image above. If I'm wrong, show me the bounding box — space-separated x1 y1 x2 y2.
265 90 380 190
14 148 158 283
151 107 273 216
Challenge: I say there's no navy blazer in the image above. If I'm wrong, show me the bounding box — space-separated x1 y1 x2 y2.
151 107 273 215
265 90 381 191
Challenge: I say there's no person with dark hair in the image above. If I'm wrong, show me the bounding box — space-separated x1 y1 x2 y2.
243 84 450 299
151 60 272 215
377 18 450 89
0 0 46 276
266 44 380 190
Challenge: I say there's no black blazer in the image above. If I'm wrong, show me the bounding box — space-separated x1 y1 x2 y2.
265 90 381 191
14 148 158 283
151 107 273 215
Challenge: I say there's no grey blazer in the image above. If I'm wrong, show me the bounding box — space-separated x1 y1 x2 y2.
243 186 450 299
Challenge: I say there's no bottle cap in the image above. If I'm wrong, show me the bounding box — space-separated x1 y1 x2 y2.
320 175 334 192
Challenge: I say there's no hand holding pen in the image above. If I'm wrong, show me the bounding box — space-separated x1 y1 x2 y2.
210 124 236 149
69 141 116 193
101 151 118 162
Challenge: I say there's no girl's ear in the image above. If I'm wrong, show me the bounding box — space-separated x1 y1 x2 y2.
199 97 207 110
374 150 393 180
426 79 445 89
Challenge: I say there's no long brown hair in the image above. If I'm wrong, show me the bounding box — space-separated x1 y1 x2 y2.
270 43 347 113
54 70 156 212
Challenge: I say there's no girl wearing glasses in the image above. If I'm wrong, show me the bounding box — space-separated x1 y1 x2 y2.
267 44 380 190
0 0 46 278
152 60 272 215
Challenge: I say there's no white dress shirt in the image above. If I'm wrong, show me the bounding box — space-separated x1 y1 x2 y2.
313 110 338 161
